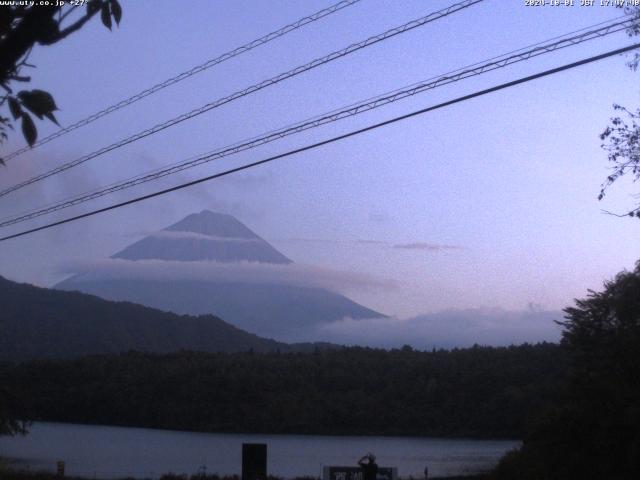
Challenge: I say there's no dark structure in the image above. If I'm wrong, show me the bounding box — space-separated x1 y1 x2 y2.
242 443 267 480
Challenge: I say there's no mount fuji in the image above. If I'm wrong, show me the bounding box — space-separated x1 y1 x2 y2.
56 211 383 338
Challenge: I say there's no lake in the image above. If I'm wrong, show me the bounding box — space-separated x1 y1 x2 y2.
0 422 519 479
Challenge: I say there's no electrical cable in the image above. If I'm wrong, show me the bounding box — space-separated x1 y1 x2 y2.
0 15 633 228
1 42 637 243
0 0 484 198
1 0 363 162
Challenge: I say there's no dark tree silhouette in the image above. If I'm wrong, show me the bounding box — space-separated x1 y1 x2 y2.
493 262 640 480
0 385 28 436
0 0 122 159
598 6 640 218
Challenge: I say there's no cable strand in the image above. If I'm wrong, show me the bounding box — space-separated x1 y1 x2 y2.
1 0 363 162
1 42 638 243
0 15 633 228
0 0 485 198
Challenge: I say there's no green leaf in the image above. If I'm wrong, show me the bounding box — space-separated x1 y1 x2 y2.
101 3 112 30
110 0 122 25
8 96 21 120
17 89 58 119
21 112 37 146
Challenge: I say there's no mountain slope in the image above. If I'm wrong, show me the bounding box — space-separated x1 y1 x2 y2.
56 211 383 338
112 211 292 264
0 276 290 361
55 279 383 336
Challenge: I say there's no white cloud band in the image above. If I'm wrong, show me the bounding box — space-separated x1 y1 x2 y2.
58 258 395 293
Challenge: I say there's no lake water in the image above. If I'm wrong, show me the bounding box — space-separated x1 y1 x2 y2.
0 422 519 479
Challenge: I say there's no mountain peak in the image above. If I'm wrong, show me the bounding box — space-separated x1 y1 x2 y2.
166 210 259 240
111 211 291 264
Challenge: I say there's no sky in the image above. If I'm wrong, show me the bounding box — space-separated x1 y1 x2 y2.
0 0 639 346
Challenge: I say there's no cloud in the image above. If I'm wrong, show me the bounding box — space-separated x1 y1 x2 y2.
281 307 562 348
274 237 342 245
276 238 386 246
392 242 462 251
218 171 274 189
144 230 262 243
266 238 463 253
197 197 265 221
276 238 462 250
58 258 395 293
368 213 392 223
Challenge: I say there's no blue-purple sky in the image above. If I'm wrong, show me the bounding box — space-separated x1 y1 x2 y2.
0 0 639 344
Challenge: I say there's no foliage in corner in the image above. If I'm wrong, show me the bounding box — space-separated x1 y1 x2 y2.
599 104 640 218
0 0 122 164
492 261 640 480
598 6 640 217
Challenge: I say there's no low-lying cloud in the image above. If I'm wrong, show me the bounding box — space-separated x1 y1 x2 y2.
282 307 563 348
58 258 395 293
277 238 463 251
143 230 262 243
392 242 462 251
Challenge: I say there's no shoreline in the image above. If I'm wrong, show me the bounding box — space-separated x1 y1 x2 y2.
1 423 505 480
13 419 521 442
1 458 490 480
0 468 489 480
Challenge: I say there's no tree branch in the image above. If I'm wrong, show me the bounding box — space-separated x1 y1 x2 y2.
47 8 100 44
58 5 79 24
601 208 640 218
0 6 58 83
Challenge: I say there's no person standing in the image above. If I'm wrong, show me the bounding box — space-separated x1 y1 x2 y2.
358 453 378 480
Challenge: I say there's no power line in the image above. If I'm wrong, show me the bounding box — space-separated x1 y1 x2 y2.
1 42 637 243
0 15 633 228
0 0 484 199
1 0 363 162
0 15 631 226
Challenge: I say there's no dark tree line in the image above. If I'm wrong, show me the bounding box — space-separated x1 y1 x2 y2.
0 383 27 436
0 343 564 439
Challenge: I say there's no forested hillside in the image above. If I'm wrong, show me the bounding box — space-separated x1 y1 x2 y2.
1 344 564 439
0 276 289 360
